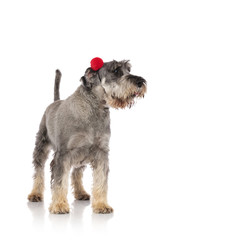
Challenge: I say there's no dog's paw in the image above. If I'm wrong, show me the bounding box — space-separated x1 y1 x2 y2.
93 203 114 214
75 193 90 201
49 201 70 214
28 193 43 202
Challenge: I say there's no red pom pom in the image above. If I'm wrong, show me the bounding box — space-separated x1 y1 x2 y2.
90 57 104 71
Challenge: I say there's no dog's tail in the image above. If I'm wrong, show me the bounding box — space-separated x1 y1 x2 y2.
54 69 61 102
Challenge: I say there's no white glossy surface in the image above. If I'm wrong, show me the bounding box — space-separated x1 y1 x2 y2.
0 1 240 239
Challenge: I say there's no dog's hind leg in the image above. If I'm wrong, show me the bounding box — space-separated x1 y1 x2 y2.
28 115 51 202
71 166 90 200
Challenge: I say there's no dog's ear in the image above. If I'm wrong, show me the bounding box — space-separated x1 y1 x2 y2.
80 76 91 89
80 67 99 90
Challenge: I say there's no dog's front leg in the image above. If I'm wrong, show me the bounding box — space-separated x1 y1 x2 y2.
92 152 113 214
49 155 71 214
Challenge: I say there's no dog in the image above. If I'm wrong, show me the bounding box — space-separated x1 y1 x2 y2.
28 58 147 214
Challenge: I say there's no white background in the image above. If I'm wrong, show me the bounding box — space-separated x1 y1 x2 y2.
0 0 240 239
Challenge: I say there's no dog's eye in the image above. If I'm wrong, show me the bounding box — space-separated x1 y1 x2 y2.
114 68 119 73
113 67 123 77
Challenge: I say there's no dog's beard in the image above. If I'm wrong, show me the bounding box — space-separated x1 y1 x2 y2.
104 83 147 109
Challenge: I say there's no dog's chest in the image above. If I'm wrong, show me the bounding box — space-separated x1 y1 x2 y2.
67 125 110 168
90 106 110 129
67 107 110 150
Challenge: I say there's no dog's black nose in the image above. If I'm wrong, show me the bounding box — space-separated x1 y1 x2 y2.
136 77 145 88
137 81 143 88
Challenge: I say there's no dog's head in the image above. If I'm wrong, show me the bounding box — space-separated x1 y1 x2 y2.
81 58 147 109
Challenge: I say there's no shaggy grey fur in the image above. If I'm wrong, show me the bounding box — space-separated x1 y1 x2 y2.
28 59 147 214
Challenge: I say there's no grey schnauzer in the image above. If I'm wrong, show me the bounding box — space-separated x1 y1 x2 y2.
28 58 147 214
